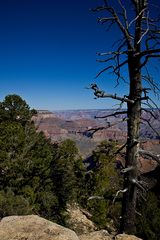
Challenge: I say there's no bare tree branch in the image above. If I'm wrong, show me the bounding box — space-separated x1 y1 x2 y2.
129 7 147 28
96 51 127 56
86 117 128 137
95 110 127 119
141 117 160 137
130 178 147 192
88 196 104 200
113 188 128 204
137 48 160 58
115 142 127 155
96 56 116 63
121 166 135 174
142 68 160 94
90 84 134 103
139 54 160 70
92 1 133 48
118 0 129 30
139 149 160 165
98 17 116 24
141 108 158 119
96 66 114 78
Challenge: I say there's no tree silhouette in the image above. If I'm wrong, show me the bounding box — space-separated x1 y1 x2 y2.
90 0 160 234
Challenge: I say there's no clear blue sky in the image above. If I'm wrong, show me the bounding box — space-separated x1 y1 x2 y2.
0 0 159 110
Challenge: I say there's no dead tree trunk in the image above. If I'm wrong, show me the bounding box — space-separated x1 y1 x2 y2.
121 4 144 232
121 52 142 233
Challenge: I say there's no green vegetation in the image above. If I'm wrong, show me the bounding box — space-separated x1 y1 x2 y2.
84 141 122 229
0 94 84 223
0 94 160 239
136 192 160 240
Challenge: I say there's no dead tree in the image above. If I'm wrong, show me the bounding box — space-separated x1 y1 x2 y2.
90 0 160 234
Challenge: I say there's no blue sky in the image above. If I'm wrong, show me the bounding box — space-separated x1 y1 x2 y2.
0 0 159 110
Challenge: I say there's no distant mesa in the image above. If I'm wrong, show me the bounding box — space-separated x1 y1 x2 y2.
32 110 55 120
37 110 53 114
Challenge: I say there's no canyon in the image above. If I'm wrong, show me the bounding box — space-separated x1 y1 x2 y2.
32 109 160 156
32 109 160 180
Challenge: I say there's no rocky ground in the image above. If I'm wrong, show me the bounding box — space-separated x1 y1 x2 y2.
0 215 142 240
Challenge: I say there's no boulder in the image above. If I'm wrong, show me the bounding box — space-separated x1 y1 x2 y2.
79 230 112 240
0 215 79 240
66 203 96 234
115 234 142 240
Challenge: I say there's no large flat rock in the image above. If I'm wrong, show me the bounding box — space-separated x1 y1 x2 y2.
0 215 79 240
